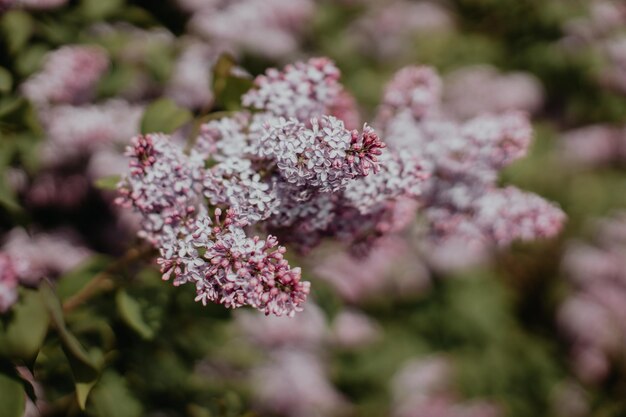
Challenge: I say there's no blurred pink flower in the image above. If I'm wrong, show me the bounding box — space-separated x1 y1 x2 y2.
165 39 218 110
558 213 626 384
236 303 327 349
331 309 381 348
21 45 109 106
559 124 626 168
38 99 143 167
314 236 430 303
187 0 315 60
251 349 350 417
443 65 544 120
2 229 91 286
391 356 501 417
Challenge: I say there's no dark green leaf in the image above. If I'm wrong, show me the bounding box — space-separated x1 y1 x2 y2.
0 67 12 93
15 44 49 78
141 98 192 134
0 366 25 417
88 371 143 417
56 255 112 301
0 179 20 213
79 0 124 21
40 282 101 410
0 11 34 55
116 290 155 340
212 54 253 111
0 290 49 362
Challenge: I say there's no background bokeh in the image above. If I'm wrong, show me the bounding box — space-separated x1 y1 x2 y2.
1 1 626 416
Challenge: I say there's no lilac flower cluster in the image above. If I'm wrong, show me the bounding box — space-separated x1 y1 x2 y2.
165 39 219 110
377 65 565 262
38 99 144 167
21 46 109 106
558 213 626 384
119 57 564 314
117 134 309 316
182 0 315 60
391 356 501 417
195 58 421 255
559 124 626 168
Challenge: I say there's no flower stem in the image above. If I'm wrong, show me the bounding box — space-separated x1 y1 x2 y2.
62 245 154 313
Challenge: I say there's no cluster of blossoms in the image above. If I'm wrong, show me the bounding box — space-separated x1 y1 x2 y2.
559 124 626 168
180 0 315 60
119 57 565 314
118 58 413 315
558 213 626 384
0 229 90 312
376 65 565 262
391 356 501 417
21 45 109 106
117 133 309 316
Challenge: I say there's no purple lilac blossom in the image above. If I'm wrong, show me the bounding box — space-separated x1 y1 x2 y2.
377 65 565 263
165 39 218 110
559 124 626 168
250 349 350 417
331 309 381 348
38 99 143 167
1 228 91 286
117 133 310 316
242 57 343 122
185 0 315 60
21 45 109 106
558 213 626 384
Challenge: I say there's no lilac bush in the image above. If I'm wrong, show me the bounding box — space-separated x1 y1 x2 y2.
116 58 565 316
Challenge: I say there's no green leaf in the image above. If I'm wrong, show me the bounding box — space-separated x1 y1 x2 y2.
56 255 112 301
79 0 124 21
88 371 143 417
0 366 25 417
116 290 155 340
0 178 20 213
141 98 192 134
40 282 101 410
94 175 122 191
0 11 34 55
15 44 49 78
212 54 253 111
0 290 49 362
0 67 12 93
